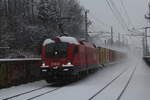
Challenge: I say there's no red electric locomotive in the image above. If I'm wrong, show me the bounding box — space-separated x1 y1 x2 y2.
40 36 100 82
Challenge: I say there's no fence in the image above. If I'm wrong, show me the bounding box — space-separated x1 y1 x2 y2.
0 58 42 88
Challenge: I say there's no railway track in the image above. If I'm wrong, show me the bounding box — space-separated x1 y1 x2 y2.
1 64 136 100
116 66 136 100
2 85 49 100
26 87 61 100
88 66 136 100
2 83 64 100
4 68 130 100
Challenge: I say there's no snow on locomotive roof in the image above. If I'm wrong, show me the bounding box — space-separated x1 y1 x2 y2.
59 36 79 45
43 36 79 46
43 39 55 46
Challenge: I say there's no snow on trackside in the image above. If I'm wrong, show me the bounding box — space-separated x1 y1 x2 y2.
0 80 49 99
59 36 79 45
2 48 149 100
43 39 55 46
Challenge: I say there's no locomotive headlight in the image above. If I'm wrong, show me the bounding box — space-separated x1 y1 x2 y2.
41 62 48 68
62 62 74 67
67 62 72 65
42 63 46 66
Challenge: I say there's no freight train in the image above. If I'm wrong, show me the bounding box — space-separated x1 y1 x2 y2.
40 36 124 82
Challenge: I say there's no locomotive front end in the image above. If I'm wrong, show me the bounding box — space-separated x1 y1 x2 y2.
40 37 79 82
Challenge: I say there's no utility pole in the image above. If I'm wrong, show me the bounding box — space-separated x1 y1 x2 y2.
118 33 121 46
57 17 71 35
31 0 35 24
145 28 148 56
144 2 150 56
105 40 107 46
111 26 113 45
143 36 146 56
85 10 89 41
122 34 125 46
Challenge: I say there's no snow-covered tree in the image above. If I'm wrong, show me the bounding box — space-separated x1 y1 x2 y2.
37 0 85 36
0 0 85 58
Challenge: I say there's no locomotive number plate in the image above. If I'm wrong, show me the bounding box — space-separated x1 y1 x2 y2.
51 62 60 66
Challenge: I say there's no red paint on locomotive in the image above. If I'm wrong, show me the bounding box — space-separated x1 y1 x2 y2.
40 36 99 82
41 36 99 68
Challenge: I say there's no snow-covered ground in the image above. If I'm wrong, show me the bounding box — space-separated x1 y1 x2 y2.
0 48 150 100
0 81 49 100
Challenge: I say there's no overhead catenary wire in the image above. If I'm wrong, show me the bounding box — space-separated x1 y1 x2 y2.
105 0 127 31
118 0 145 35
106 0 143 37
89 0 130 35
105 0 140 47
109 0 129 30
119 0 134 28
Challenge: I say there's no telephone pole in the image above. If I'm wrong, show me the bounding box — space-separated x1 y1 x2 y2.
122 34 125 46
143 36 146 56
145 28 148 56
111 26 113 45
85 10 89 41
144 2 150 56
118 33 121 46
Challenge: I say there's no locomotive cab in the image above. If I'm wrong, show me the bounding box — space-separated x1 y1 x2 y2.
40 36 80 82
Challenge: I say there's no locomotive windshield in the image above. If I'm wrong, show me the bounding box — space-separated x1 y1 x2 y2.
45 42 68 58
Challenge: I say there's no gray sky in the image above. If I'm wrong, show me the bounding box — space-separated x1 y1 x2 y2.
79 0 149 47
79 0 148 33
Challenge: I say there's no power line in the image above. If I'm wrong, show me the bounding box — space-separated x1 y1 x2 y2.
85 10 89 41
108 0 129 30
119 0 134 28
105 0 128 31
105 0 123 28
